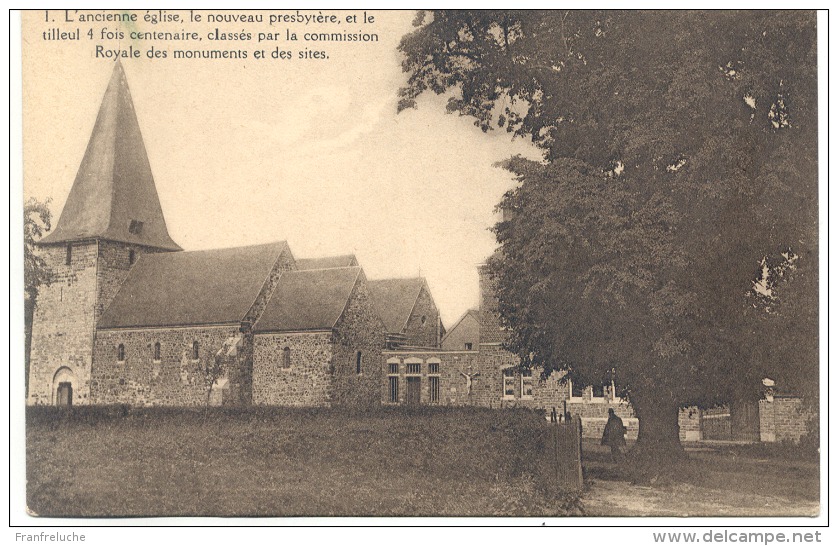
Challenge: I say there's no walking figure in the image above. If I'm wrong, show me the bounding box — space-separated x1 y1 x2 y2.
601 408 627 463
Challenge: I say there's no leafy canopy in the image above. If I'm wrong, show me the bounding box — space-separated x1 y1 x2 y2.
399 11 817 407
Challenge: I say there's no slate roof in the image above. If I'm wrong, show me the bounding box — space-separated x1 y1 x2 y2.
40 60 181 251
441 309 480 341
295 254 359 270
254 267 361 333
98 242 289 329
367 278 426 334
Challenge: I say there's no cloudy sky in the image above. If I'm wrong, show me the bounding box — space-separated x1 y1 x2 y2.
22 10 540 326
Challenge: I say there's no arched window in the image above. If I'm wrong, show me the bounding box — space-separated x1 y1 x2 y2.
192 341 199 360
153 342 161 361
282 347 291 369
117 343 125 362
356 351 363 374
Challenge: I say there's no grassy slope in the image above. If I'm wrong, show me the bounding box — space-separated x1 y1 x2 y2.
27 406 572 517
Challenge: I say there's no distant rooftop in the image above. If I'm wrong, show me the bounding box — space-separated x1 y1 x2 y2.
367 277 426 334
295 254 359 270
254 267 362 333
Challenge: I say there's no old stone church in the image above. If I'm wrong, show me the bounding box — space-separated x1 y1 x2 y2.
28 61 809 445
27 61 441 409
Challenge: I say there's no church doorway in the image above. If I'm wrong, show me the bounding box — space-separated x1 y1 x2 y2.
52 366 77 407
56 382 73 407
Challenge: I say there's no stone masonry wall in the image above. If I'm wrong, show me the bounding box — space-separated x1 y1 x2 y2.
28 242 98 405
91 325 244 406
759 396 813 443
252 332 333 406
331 272 387 407
477 264 505 344
401 283 441 348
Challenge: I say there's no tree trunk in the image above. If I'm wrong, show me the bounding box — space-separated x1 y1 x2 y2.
629 396 686 465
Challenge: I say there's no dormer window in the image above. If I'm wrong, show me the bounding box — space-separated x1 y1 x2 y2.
128 220 144 235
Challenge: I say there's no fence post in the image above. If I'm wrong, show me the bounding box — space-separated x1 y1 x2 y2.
551 415 584 493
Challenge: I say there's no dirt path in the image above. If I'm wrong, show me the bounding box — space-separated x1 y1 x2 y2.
582 478 820 517
579 442 820 517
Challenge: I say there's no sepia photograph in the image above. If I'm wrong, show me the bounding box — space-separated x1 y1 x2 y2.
15 8 824 526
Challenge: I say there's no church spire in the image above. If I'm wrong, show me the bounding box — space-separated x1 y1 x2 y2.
39 60 181 251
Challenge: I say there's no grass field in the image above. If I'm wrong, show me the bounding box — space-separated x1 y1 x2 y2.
26 406 572 517
26 406 819 518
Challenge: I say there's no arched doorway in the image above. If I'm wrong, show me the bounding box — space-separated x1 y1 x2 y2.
52 367 76 407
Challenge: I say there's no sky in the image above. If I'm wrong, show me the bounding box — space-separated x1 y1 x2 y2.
21 10 541 326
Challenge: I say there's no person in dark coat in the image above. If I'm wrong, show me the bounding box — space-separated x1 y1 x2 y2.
601 408 627 462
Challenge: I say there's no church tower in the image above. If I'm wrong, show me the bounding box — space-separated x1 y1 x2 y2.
28 61 181 405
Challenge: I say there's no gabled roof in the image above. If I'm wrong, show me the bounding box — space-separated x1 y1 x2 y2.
254 267 361 333
39 60 181 251
367 278 426 334
295 254 359 270
441 308 481 345
98 242 289 329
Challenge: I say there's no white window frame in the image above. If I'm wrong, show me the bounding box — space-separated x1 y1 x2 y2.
404 357 422 376
502 367 516 400
568 378 586 402
520 368 534 400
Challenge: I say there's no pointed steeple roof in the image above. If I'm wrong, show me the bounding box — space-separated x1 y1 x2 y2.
39 60 181 250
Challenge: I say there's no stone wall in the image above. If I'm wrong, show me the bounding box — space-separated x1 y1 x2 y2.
477 264 505 344
401 283 442 348
252 331 333 406
759 396 813 443
91 325 245 406
28 242 98 405
331 272 387 407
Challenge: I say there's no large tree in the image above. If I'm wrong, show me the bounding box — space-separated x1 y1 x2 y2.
398 11 818 458
24 198 53 395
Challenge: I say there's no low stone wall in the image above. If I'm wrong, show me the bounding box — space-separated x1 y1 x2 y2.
759 396 813 443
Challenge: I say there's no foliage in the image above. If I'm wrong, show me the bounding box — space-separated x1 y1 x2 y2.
202 352 225 406
398 11 818 453
24 198 53 396
24 198 52 300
